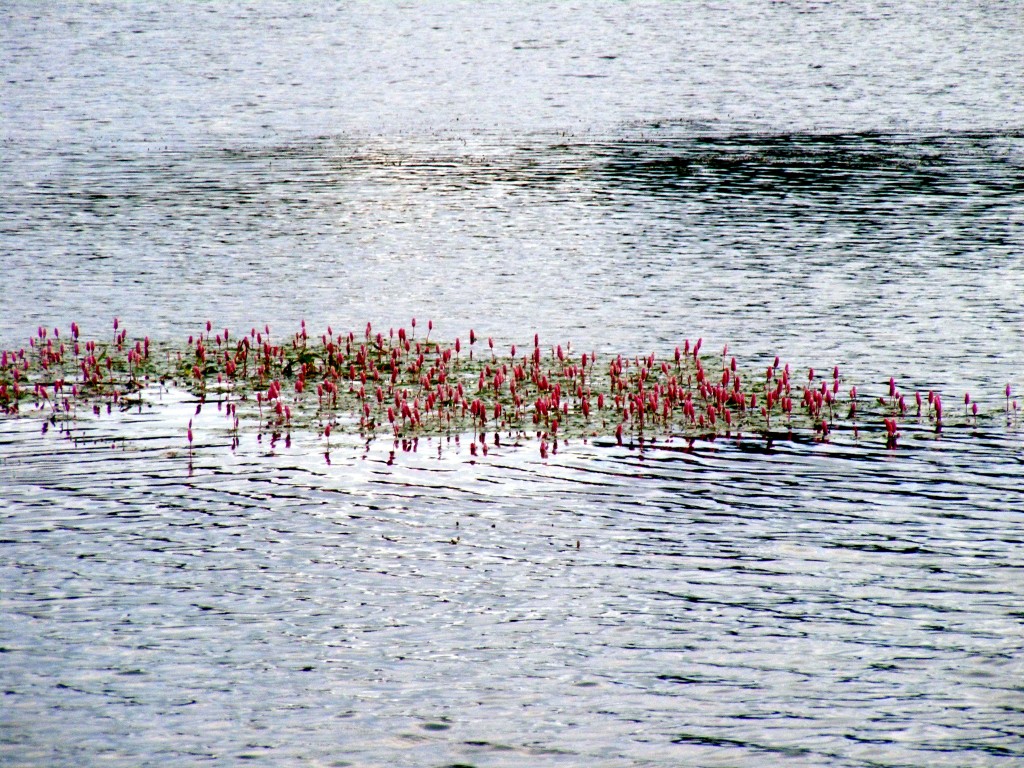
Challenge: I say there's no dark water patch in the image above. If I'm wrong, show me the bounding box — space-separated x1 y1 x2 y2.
12 130 1022 226
672 730 818 757
597 129 1024 198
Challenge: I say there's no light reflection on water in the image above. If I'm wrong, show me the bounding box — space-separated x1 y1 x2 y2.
3 129 1022 395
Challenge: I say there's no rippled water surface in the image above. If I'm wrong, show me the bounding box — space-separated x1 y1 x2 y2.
3 2 1024 766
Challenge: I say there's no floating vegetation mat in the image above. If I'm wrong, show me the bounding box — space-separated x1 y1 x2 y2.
2 319 1020 457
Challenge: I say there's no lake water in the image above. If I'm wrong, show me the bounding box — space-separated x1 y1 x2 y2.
2 2 1024 766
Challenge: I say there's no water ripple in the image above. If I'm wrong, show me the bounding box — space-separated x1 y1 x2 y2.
3 411 1023 766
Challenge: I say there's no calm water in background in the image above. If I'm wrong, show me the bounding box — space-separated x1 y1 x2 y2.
2 2 1024 766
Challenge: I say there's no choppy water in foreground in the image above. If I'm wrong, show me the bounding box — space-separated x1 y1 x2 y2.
3 1 1024 766
3 403 1024 767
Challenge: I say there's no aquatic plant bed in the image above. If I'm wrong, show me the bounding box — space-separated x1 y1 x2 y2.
2 320 1019 456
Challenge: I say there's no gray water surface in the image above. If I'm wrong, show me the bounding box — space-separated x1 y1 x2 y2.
2 2 1024 766
3 410 1024 767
